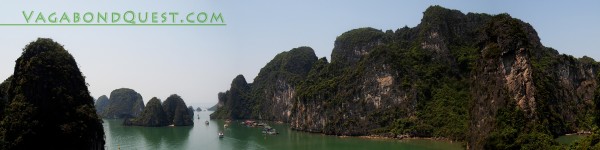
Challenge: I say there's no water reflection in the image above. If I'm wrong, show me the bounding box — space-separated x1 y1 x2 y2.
104 111 464 150
138 125 192 149
104 119 192 149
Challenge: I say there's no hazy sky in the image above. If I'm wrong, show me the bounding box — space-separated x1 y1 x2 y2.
0 0 599 108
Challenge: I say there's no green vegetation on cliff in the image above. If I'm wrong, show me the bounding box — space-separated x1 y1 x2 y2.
124 97 169 127
99 88 145 119
95 95 109 115
188 106 194 117
210 75 251 119
0 38 104 149
291 24 475 138
0 76 11 118
251 47 318 121
163 94 194 126
211 47 318 121
212 5 600 149
124 94 194 127
566 72 600 149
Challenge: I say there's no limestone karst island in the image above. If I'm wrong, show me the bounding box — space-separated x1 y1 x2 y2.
0 4 599 150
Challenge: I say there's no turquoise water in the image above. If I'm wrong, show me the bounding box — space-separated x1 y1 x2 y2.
103 111 464 150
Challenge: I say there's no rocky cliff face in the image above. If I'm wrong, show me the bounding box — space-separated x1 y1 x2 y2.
210 75 252 119
210 47 317 121
211 6 599 149
124 95 194 127
252 47 317 121
163 94 194 126
331 28 384 66
188 106 194 117
0 38 105 149
123 97 170 127
469 13 599 149
0 76 10 117
100 88 145 119
94 95 109 115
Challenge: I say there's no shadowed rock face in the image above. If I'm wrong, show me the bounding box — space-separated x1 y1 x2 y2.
124 97 169 127
0 38 105 149
0 76 10 117
100 88 145 119
188 106 194 118
210 75 251 119
212 6 599 149
163 94 194 126
95 95 109 115
124 95 194 127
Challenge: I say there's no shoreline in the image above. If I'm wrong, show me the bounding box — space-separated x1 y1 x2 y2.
356 134 459 143
564 131 592 136
214 118 462 143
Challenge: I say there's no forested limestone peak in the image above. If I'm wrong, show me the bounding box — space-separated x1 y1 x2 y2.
95 95 109 115
231 75 249 90
212 5 600 149
163 94 194 126
0 38 104 149
0 76 11 117
211 46 320 121
124 97 169 127
331 28 384 66
100 88 145 119
257 46 318 77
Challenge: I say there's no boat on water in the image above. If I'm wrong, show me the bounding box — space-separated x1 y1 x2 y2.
224 119 231 128
242 120 258 127
218 132 224 138
205 121 209 125
262 126 278 135
257 123 267 127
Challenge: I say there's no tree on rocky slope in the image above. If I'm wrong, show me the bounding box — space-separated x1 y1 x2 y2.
0 38 104 149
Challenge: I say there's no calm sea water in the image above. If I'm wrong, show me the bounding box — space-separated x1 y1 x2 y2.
103 111 464 150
